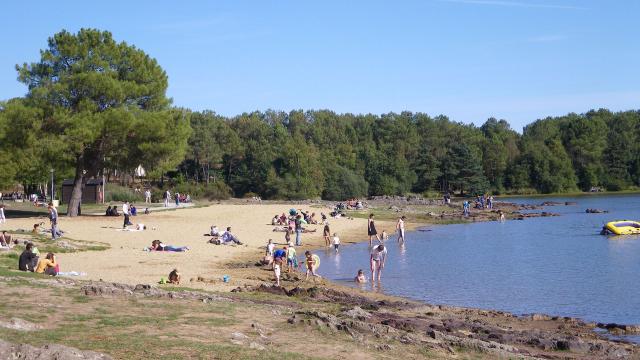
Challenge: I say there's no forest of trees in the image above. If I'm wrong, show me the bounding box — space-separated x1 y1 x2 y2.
177 108 640 200
1 29 640 207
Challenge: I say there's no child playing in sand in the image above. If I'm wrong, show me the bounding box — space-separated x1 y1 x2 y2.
168 269 180 284
355 269 367 283
304 251 321 281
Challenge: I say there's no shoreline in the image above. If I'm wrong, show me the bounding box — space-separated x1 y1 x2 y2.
2 199 639 358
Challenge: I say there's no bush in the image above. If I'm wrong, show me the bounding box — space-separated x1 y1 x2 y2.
104 184 143 203
322 166 369 200
204 181 232 200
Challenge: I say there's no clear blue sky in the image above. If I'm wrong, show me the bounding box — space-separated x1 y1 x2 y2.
1 0 638 131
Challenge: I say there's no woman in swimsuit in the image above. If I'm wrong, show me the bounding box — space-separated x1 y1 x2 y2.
368 214 380 246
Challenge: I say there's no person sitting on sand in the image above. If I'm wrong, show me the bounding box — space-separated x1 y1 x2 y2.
0 231 12 248
112 206 119 216
304 251 321 281
18 243 38 272
36 252 58 276
105 206 113 216
322 222 331 247
131 205 137 216
168 269 180 284
271 215 279 226
210 225 220 237
221 227 242 245
144 208 150 215
148 240 189 252
31 223 41 235
355 269 367 283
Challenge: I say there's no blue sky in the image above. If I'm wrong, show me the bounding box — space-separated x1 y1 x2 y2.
1 0 638 131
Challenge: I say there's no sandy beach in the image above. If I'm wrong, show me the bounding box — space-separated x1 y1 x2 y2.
5 203 390 289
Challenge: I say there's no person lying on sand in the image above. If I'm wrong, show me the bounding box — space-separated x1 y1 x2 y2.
147 240 189 252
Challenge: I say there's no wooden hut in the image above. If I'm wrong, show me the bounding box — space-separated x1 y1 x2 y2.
61 179 103 204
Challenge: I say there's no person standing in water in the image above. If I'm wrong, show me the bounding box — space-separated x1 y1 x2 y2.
396 215 406 243
370 244 387 282
367 214 380 246
323 222 331 247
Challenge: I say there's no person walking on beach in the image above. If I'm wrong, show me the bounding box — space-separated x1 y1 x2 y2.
0 204 5 224
163 190 170 207
370 244 387 282
144 189 151 204
367 213 380 246
122 201 131 229
47 203 60 240
396 216 406 243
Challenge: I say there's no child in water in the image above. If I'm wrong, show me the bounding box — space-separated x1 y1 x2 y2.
304 251 321 281
332 233 340 252
355 269 367 283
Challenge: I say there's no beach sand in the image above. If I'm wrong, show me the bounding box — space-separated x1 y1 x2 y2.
5 203 390 290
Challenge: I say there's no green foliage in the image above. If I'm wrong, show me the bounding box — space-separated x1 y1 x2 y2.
104 184 143 203
3 30 640 199
13 28 189 215
322 165 369 200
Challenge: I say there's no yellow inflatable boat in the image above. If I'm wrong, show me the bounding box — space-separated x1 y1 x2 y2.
602 221 640 235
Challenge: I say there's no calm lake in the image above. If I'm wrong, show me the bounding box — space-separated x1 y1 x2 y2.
315 194 640 336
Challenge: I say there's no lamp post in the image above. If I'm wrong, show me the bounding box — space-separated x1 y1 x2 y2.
50 169 55 203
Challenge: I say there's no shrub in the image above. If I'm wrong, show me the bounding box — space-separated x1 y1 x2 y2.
204 181 232 200
104 184 143 203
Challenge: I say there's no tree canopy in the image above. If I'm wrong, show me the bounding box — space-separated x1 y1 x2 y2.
2 29 640 203
12 28 189 215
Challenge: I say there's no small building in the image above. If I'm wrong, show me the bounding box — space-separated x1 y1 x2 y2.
61 179 103 204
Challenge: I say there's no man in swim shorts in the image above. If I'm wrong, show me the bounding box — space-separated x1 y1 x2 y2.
370 244 387 282
396 215 406 243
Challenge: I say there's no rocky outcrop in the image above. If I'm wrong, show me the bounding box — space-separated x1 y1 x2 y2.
0 339 112 360
80 282 228 303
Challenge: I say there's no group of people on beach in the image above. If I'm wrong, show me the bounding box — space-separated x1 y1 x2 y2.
161 190 191 208
208 225 242 245
18 241 59 276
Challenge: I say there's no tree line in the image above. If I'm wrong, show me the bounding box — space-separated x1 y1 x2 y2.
179 108 640 200
1 29 639 217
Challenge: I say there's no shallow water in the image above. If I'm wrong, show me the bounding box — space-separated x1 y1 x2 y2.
316 194 640 333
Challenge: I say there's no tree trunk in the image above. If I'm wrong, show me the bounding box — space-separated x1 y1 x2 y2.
67 156 86 217
205 163 210 186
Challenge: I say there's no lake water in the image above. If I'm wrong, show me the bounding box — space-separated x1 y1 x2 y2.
315 194 640 338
